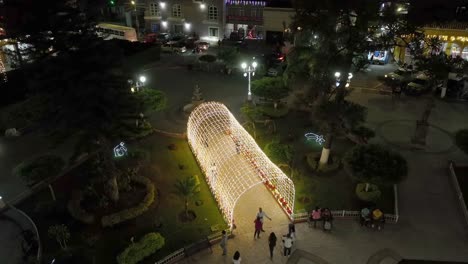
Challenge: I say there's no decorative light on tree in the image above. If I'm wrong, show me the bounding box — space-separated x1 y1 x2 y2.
113 142 128 157
305 133 325 145
187 102 295 227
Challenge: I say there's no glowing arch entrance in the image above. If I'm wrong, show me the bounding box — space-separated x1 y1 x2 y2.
187 102 295 227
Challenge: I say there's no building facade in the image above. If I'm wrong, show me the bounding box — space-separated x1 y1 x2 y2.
144 0 225 42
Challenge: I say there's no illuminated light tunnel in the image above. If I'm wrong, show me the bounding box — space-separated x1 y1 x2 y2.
187 102 295 227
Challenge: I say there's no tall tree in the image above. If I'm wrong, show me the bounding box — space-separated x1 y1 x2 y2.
174 176 199 218
289 1 418 167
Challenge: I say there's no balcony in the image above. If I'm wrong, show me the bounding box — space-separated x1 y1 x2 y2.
226 15 263 25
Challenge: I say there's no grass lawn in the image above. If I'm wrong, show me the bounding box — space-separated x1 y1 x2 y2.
247 109 395 214
18 133 226 263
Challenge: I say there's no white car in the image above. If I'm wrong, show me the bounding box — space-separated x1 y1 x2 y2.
384 68 413 84
405 73 432 95
161 43 186 53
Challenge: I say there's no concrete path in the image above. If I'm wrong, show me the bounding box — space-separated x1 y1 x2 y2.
175 92 468 263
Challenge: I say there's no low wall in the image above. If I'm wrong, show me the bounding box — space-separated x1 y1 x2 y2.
448 161 468 229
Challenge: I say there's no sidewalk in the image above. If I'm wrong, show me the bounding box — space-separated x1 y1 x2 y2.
179 92 468 263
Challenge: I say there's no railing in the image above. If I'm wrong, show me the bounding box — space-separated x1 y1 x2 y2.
226 15 263 23
448 161 468 228
293 184 400 224
155 230 232 264
424 22 468 31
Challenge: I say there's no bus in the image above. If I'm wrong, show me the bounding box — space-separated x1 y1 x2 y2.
96 23 138 42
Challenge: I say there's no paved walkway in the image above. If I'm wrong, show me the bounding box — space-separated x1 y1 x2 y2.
175 92 468 263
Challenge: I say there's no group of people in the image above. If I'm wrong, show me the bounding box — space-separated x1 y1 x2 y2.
308 206 334 231
220 207 298 263
360 207 385 230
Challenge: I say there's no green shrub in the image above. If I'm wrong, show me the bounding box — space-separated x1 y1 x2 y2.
355 183 381 202
258 105 289 118
116 232 165 264
264 141 293 165
455 129 468 155
67 190 95 224
129 148 150 162
199 54 216 63
306 152 340 174
351 126 375 140
15 154 65 185
343 144 407 186
101 176 155 227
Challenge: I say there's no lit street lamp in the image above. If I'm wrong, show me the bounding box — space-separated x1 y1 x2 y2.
131 0 140 39
241 60 258 101
334 71 353 88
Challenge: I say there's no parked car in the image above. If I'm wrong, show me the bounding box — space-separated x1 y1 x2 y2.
384 68 413 85
161 42 187 53
145 33 169 44
405 74 432 95
266 62 286 77
195 41 210 51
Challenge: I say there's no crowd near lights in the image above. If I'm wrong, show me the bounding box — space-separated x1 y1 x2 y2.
305 133 325 145
187 102 295 228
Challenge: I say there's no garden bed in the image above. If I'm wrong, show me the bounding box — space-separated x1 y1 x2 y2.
17 134 226 263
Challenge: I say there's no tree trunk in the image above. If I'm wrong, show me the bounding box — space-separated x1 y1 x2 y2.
274 101 278 109
319 133 333 166
365 183 370 192
107 177 119 202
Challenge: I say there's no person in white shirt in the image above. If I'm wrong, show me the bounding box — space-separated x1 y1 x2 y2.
232 251 241 263
282 233 293 256
256 207 272 232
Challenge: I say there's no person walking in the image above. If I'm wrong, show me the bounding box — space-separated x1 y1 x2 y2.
220 230 228 256
254 216 262 239
232 251 241 264
268 232 277 259
256 207 272 232
311 206 321 228
288 222 296 240
282 233 293 257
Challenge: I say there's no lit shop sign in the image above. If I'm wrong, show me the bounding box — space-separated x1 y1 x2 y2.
226 0 266 6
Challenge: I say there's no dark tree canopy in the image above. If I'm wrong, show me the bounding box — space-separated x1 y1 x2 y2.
344 144 408 186
264 141 293 165
251 77 289 101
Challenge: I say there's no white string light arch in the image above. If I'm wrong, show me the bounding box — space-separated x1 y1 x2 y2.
187 102 295 228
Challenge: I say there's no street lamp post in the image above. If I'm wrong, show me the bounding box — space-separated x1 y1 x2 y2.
131 0 140 39
241 60 258 101
334 71 353 88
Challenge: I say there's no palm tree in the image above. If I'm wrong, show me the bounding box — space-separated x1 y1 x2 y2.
174 176 199 218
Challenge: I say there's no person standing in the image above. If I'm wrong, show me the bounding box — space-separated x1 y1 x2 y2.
282 233 293 257
311 207 321 228
257 207 272 232
232 251 241 264
254 216 262 239
268 232 277 259
288 222 296 240
220 230 228 256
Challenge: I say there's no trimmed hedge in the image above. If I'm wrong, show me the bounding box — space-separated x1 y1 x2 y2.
67 190 95 224
455 129 468 155
355 183 381 202
116 232 165 264
101 176 155 227
306 152 341 174
14 154 65 185
258 105 289 118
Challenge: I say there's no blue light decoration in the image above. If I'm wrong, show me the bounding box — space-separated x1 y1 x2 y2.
113 142 128 158
304 133 325 145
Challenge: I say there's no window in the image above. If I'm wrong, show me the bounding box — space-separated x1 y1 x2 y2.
209 27 219 38
208 5 218 20
172 4 182 17
251 8 257 17
149 3 161 16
